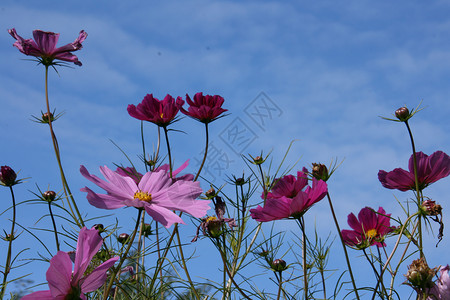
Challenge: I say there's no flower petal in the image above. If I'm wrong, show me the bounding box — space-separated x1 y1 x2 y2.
81 256 119 293
72 227 103 285
46 251 72 298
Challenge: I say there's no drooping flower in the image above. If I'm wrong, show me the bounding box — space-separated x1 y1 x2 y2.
22 227 119 300
80 165 210 228
250 169 328 222
378 151 450 192
127 94 185 127
180 92 228 123
428 265 450 300
341 207 393 249
8 28 87 66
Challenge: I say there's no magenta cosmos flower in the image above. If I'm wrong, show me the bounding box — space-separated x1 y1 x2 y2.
8 28 87 66
250 169 328 221
180 92 228 123
80 165 210 228
429 265 450 300
378 151 450 192
341 207 393 249
22 227 118 300
127 94 185 127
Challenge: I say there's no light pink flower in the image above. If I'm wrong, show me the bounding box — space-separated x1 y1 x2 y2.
80 165 210 228
180 92 228 124
378 151 450 192
8 28 87 66
341 207 393 249
428 265 450 300
250 169 328 221
22 227 118 300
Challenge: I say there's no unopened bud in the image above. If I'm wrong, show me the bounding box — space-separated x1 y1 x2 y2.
42 190 57 202
205 187 216 199
312 163 329 181
42 112 54 123
395 107 410 122
0 166 17 187
271 259 288 272
142 223 152 237
206 217 223 238
235 178 245 186
118 233 130 244
93 224 105 233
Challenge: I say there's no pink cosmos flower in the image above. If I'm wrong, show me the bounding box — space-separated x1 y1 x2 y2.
127 94 185 127
22 227 118 300
428 265 450 300
80 165 210 228
180 92 228 123
250 169 328 221
8 28 87 66
378 151 450 192
341 207 393 249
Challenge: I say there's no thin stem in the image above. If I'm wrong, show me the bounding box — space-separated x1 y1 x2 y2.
0 186 17 299
371 213 419 300
162 126 173 178
276 271 283 300
363 249 387 298
175 225 200 300
404 120 423 258
103 209 143 299
194 123 209 181
299 217 308 300
216 238 252 300
325 192 360 300
320 267 326 300
44 66 84 228
258 164 268 204
48 201 60 252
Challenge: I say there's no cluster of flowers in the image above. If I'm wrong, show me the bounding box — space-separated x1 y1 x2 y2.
4 28 450 299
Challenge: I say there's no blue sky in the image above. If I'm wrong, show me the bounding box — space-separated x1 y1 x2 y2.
1 0 450 298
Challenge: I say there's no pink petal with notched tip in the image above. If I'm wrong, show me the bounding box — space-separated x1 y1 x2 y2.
46 251 72 298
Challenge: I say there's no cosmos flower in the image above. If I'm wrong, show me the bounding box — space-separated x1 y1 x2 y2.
250 169 328 222
378 151 450 192
341 207 393 249
80 165 210 228
21 227 118 300
180 92 227 123
428 265 450 300
8 28 87 66
0 165 17 187
127 94 185 127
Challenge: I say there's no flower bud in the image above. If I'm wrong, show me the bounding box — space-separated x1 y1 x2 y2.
117 233 130 244
235 178 245 186
312 163 329 181
42 112 54 123
271 259 288 272
205 187 216 199
253 155 264 165
258 249 270 257
405 258 436 290
142 223 152 237
0 166 17 187
395 107 410 122
93 223 105 233
42 190 57 202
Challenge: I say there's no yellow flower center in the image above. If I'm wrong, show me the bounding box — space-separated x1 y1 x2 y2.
206 216 217 222
366 228 377 238
134 191 152 202
160 112 164 119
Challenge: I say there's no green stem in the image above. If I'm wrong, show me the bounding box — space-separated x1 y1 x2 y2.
404 120 423 258
216 237 252 300
48 201 60 252
325 192 360 300
44 66 84 228
103 209 143 299
194 123 209 181
276 271 283 300
299 217 308 299
0 186 17 299
175 225 200 300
